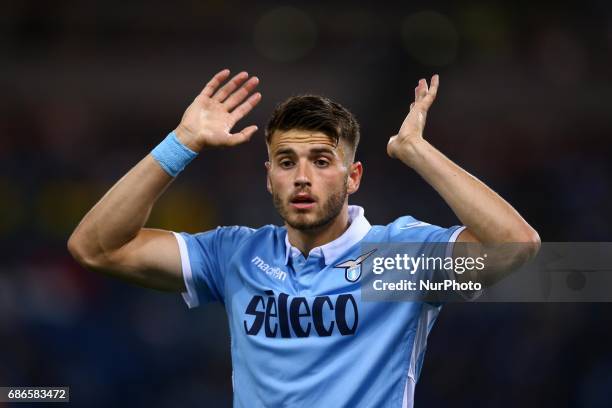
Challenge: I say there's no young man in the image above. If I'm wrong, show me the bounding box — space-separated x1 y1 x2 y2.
68 69 540 407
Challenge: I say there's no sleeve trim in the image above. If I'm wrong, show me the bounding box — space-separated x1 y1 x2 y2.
445 225 466 258
445 226 482 301
172 232 200 309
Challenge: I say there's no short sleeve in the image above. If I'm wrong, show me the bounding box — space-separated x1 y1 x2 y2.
172 226 252 308
386 216 467 304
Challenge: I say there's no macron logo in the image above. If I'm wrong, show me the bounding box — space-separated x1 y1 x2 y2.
251 256 288 281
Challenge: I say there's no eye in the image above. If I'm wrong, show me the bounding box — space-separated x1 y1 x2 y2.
314 158 330 168
279 159 294 169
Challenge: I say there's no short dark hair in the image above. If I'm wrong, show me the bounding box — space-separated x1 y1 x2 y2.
265 95 360 161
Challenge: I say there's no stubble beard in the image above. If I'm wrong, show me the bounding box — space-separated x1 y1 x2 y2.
272 178 348 232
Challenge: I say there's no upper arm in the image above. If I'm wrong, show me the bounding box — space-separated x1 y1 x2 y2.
94 228 185 292
175 226 253 308
455 227 478 243
453 227 538 287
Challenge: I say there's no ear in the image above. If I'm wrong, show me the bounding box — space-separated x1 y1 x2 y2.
265 161 272 194
347 161 363 195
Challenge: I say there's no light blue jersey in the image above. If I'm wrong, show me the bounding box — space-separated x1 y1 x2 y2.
173 206 465 408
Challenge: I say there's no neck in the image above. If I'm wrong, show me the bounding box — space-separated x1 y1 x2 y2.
286 205 350 256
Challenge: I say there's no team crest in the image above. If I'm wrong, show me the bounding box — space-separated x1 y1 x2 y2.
335 249 377 282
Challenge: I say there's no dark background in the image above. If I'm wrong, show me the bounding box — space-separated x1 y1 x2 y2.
1 0 611 407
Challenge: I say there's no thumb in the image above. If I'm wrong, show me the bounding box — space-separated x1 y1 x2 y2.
229 125 258 145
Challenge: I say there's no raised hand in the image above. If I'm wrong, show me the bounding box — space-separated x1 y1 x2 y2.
387 74 439 161
175 69 262 152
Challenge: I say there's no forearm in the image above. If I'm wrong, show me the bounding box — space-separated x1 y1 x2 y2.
398 138 539 244
68 69 261 291
68 155 173 262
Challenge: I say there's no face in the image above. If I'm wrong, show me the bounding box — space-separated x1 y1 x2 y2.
266 129 362 231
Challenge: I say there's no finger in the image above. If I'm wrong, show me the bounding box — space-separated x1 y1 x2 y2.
230 92 262 122
229 125 258 145
416 78 428 102
409 102 415 111
224 76 260 110
430 74 439 92
427 74 439 99
422 74 440 108
212 71 249 102
201 69 231 97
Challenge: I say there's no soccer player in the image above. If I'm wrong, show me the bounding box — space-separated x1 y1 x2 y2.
68 69 540 407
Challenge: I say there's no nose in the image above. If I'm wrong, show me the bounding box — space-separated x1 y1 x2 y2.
293 161 312 188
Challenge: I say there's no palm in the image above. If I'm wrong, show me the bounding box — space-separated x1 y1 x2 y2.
387 75 439 159
186 98 236 144
177 69 262 151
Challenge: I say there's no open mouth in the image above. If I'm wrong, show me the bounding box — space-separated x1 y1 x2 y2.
290 194 316 210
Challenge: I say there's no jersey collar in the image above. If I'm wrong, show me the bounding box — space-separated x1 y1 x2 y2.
284 205 372 266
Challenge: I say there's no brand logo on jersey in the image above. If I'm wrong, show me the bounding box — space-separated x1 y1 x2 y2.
251 256 287 281
244 290 358 338
335 249 377 282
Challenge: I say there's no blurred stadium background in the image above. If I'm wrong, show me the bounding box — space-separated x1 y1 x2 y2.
1 0 611 406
